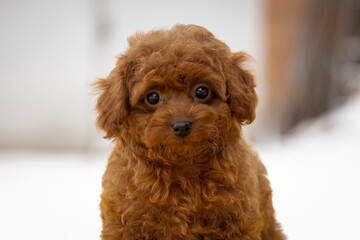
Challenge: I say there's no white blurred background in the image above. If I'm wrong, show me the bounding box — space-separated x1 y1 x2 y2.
0 0 359 239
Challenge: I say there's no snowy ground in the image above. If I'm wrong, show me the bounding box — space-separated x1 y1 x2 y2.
1 94 359 240
0 152 105 240
259 94 360 240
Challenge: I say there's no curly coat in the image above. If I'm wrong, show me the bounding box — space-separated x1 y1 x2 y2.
95 24 285 240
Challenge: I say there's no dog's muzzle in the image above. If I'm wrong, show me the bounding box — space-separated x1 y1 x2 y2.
171 121 192 137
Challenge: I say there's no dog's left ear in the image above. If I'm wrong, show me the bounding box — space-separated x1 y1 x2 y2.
227 52 258 124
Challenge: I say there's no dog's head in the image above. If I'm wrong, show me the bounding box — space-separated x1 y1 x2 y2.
95 24 257 163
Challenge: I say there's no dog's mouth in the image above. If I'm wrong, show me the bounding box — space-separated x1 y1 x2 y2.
145 136 220 165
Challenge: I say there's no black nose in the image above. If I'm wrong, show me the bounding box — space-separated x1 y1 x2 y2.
172 121 192 137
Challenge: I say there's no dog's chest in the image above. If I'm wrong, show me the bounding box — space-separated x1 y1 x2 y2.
128 178 243 239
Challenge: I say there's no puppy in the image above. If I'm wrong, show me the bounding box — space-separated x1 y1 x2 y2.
95 24 285 240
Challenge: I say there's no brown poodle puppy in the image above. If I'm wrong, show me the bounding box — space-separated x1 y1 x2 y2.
95 24 285 240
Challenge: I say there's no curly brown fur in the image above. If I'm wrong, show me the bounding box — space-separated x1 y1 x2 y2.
95 24 285 240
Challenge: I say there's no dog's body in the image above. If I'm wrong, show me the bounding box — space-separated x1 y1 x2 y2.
95 24 285 240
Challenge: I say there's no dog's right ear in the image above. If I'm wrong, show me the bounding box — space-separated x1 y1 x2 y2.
94 56 130 139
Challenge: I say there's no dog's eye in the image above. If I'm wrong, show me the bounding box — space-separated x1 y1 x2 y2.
195 86 209 100
146 92 160 105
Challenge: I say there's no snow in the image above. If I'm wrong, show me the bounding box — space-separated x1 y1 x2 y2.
1 94 359 240
259 94 360 239
0 152 105 240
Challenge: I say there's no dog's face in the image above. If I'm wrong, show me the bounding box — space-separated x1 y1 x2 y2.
95 25 257 163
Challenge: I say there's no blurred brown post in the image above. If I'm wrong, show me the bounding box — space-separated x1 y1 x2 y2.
263 0 359 135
